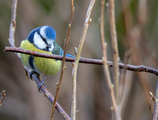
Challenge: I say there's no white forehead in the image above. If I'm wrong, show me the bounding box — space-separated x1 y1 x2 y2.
33 32 47 50
40 26 47 39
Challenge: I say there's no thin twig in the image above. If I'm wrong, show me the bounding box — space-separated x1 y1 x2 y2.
50 0 74 119
71 0 95 119
108 0 120 102
8 0 18 57
100 0 121 120
5 46 158 76
8 1 70 119
119 50 131 116
138 0 147 26
149 92 155 116
0 90 6 108
152 83 158 120
119 50 131 102
150 92 157 103
120 0 152 116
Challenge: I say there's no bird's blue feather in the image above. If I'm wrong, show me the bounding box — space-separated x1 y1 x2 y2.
45 26 56 40
66 53 75 58
59 48 75 58
27 27 41 43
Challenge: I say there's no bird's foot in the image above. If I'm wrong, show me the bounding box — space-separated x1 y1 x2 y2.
37 82 47 91
37 76 47 91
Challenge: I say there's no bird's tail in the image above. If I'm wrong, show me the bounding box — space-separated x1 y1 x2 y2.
66 53 75 58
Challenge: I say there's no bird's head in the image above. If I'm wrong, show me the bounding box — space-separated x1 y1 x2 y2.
27 26 56 52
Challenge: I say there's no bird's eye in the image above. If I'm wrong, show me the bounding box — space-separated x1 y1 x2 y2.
48 44 51 48
46 44 51 50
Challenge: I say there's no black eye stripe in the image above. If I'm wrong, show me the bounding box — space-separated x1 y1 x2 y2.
37 31 48 45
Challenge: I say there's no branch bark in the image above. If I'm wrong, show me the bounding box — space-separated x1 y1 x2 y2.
71 0 95 119
152 82 158 120
5 46 158 76
100 0 121 119
108 0 120 102
50 0 74 119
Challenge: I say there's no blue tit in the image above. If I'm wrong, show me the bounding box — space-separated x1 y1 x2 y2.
20 25 75 89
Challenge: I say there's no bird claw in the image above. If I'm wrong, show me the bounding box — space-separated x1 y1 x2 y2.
28 71 47 92
37 75 47 92
37 82 47 92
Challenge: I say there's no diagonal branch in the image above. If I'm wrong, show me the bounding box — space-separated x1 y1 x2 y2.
27 68 71 120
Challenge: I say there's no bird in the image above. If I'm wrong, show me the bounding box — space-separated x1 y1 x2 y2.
20 25 75 89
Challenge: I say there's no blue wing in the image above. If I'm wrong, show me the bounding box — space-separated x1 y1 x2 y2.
52 41 75 58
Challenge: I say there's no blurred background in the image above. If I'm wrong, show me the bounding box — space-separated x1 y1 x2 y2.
0 0 158 119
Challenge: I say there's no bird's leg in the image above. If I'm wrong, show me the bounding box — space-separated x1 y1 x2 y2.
37 75 47 91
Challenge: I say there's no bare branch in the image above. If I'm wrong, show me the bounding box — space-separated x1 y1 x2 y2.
5 46 158 76
100 0 121 119
50 0 74 119
24 68 71 120
71 0 95 119
108 0 120 102
152 83 158 120
8 0 17 47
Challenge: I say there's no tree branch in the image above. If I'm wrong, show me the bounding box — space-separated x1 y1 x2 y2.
4 39 158 120
108 0 120 102
5 46 158 76
26 69 71 120
8 0 19 57
71 0 95 119
152 82 158 120
100 0 121 119
50 0 74 119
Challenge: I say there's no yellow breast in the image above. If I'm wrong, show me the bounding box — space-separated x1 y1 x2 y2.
20 40 62 76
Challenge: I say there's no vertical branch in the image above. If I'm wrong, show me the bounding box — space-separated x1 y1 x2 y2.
108 0 120 101
153 82 158 120
100 0 121 120
119 50 131 102
50 0 74 119
138 0 147 26
71 0 95 120
8 0 18 55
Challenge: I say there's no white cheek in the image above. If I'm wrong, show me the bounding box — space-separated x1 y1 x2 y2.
34 32 47 49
